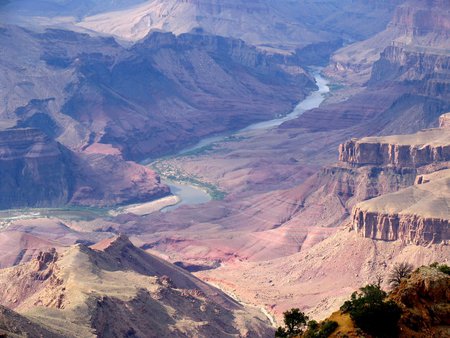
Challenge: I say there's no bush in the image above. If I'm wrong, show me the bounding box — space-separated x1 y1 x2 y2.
438 264 450 275
304 320 338 338
340 284 402 338
388 262 413 288
275 308 309 337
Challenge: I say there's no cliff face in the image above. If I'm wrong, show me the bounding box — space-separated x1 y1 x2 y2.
352 208 448 245
347 119 450 245
322 0 450 136
369 45 450 99
440 112 450 128
0 128 73 209
318 165 417 211
0 128 169 209
339 132 450 167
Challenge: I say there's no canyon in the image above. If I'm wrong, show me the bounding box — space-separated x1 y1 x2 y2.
0 0 449 336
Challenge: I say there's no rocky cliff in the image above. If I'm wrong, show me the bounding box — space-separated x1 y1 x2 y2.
348 120 450 245
0 128 73 209
339 129 450 167
440 112 450 128
0 128 169 209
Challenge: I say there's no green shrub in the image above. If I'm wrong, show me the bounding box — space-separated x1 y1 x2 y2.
437 264 450 275
340 284 402 338
304 320 338 338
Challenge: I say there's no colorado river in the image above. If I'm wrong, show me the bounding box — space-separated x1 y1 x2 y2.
178 71 330 155
160 70 330 210
160 179 213 212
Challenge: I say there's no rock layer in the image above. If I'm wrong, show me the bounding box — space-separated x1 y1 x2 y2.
352 208 448 245
348 121 450 245
339 129 450 167
0 128 72 209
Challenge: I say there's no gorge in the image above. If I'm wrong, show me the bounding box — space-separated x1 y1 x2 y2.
0 1 448 337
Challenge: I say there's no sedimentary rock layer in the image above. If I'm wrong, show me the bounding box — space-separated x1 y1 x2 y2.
352 171 450 245
339 129 450 167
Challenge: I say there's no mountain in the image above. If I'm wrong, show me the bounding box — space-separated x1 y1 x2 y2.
0 0 146 19
0 23 314 208
0 235 273 337
0 25 314 161
76 0 402 51
3 0 402 58
0 127 169 209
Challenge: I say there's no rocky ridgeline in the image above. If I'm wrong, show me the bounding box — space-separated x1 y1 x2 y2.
343 114 450 245
339 133 450 167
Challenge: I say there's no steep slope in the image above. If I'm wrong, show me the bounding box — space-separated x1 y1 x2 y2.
0 127 169 209
0 304 63 338
0 235 273 337
327 0 450 85
320 266 450 338
0 25 315 160
77 0 401 51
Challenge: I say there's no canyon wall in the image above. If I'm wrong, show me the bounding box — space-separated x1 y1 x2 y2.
352 208 448 245
439 112 450 128
339 136 450 167
0 128 169 209
0 129 73 209
347 118 450 245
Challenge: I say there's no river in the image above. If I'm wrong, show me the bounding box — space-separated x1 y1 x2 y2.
162 70 330 211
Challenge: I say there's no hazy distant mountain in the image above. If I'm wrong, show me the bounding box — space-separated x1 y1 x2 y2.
77 0 403 50
1 0 146 18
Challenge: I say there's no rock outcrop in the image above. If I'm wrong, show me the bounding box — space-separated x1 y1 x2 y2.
348 119 450 245
339 129 450 167
0 128 169 209
440 112 450 128
0 128 73 209
315 266 450 338
0 235 273 337
390 266 450 337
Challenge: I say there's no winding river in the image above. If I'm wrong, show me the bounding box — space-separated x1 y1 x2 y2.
162 70 330 211
0 72 330 222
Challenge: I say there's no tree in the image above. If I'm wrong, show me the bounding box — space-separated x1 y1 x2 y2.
275 308 309 337
340 284 402 338
388 262 413 287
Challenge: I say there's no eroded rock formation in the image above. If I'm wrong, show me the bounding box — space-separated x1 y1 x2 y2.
348 118 450 245
339 129 450 167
